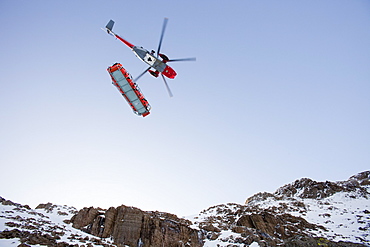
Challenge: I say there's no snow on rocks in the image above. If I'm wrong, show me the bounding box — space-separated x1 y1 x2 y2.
188 171 370 247
0 197 116 246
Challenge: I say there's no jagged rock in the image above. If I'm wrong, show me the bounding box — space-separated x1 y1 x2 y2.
199 223 221 232
35 202 53 210
102 206 117 237
0 198 113 247
192 171 370 246
0 229 60 246
70 206 101 229
236 212 325 240
274 170 370 200
0 229 23 239
274 178 344 199
349 171 370 186
2 170 369 247
245 192 277 204
70 205 203 247
0 197 16 206
0 197 29 209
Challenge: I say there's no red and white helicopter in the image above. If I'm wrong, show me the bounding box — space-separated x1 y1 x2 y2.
104 18 196 97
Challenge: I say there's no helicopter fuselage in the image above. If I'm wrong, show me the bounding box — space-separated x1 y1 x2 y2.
111 30 177 79
131 46 177 79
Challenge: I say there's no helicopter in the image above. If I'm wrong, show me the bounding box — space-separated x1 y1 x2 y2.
104 18 196 97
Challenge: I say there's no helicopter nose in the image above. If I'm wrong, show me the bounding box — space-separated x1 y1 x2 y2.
163 66 177 79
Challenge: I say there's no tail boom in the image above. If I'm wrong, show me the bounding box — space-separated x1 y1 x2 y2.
105 19 134 49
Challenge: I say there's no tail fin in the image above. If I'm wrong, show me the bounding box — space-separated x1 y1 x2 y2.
106 20 115 32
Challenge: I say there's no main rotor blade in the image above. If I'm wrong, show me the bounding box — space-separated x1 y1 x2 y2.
157 18 168 58
133 67 151 82
168 57 196 62
161 74 173 97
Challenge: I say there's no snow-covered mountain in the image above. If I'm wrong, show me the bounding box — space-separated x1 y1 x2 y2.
189 170 369 246
1 171 369 247
0 199 116 246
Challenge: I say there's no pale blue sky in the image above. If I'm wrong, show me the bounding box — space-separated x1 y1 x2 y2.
0 0 369 216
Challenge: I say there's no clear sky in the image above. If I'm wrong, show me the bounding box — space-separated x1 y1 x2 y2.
1 0 369 217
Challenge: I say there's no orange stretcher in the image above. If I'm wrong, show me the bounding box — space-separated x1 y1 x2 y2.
107 63 151 117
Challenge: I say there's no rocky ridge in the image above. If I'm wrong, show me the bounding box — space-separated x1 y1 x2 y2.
70 205 202 247
189 170 370 246
1 170 369 247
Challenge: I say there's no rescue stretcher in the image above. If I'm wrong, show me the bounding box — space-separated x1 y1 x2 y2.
107 63 151 117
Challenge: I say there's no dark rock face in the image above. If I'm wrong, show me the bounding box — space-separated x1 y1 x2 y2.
0 228 62 246
236 212 325 240
274 170 370 200
193 203 328 246
276 178 344 199
71 206 101 230
70 205 203 247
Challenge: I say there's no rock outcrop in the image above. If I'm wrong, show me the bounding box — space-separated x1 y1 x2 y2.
70 205 203 247
191 171 369 246
273 171 370 200
1 171 369 247
236 212 324 239
0 198 114 246
191 203 331 246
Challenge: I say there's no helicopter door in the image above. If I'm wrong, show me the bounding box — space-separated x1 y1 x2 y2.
143 53 156 66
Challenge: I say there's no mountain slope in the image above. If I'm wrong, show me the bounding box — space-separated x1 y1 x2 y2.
0 198 116 246
1 171 369 247
189 170 369 246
